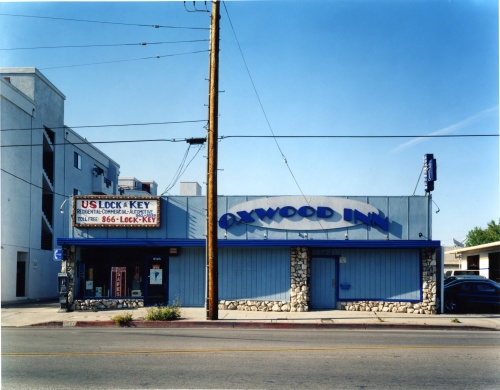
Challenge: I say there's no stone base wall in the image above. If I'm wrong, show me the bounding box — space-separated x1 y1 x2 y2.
74 299 144 311
218 300 290 312
339 301 433 314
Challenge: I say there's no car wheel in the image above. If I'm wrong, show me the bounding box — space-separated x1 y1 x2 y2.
445 297 459 313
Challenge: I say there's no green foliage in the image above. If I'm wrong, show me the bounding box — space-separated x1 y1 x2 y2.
111 312 133 326
145 302 181 321
465 220 500 247
451 318 461 324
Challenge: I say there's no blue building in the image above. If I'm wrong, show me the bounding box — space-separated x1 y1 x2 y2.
58 189 441 314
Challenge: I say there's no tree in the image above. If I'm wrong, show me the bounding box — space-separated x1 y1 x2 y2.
465 220 500 247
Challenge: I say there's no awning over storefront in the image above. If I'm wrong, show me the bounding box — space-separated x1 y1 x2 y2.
57 238 440 249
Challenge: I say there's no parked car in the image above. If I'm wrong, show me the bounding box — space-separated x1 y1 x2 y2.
444 275 486 285
444 278 500 313
445 269 480 277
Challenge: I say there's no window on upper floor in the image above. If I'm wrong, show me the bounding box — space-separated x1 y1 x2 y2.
74 152 82 170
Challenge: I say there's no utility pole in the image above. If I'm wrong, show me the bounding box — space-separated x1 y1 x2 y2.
206 0 220 321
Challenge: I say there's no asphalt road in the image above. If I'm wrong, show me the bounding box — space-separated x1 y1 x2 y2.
2 328 500 389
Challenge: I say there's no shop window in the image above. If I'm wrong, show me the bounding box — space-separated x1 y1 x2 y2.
467 255 479 270
79 248 156 299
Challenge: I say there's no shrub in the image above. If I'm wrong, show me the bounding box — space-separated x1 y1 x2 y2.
145 302 181 321
111 312 133 326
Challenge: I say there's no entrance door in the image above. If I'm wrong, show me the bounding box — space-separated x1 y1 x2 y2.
310 256 336 309
145 256 167 306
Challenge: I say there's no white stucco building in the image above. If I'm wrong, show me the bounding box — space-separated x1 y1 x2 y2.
1 68 120 303
445 241 500 283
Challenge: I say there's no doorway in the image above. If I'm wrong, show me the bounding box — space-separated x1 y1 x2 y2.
310 256 337 309
145 255 168 305
16 252 27 297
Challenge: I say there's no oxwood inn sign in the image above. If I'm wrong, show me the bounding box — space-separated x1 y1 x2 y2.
218 196 389 231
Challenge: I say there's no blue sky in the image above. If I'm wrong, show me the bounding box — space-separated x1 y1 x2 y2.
1 0 498 246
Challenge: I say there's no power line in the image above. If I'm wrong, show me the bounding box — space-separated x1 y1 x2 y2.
0 13 209 30
1 168 69 198
39 49 209 70
222 3 307 197
161 144 204 195
0 119 207 132
1 138 200 148
2 134 496 148
0 39 209 51
223 2 331 237
221 134 499 139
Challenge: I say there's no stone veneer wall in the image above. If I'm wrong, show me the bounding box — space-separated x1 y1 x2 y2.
220 247 438 315
290 247 310 311
339 248 438 314
219 247 310 312
74 299 144 311
62 247 76 310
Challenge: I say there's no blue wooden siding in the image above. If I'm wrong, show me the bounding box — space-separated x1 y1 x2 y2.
338 248 421 301
168 247 205 307
219 247 290 301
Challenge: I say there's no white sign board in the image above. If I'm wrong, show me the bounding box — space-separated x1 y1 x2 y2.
73 196 160 228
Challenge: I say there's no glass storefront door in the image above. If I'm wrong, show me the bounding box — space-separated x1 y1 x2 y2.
145 255 168 305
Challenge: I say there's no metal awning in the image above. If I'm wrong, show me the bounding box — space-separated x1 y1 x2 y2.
57 238 440 249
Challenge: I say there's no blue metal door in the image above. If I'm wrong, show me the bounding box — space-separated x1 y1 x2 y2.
311 257 337 309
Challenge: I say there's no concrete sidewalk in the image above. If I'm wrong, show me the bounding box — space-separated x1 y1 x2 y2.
1 301 499 330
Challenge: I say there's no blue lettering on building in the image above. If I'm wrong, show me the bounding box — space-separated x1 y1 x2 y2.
343 208 389 231
219 206 388 231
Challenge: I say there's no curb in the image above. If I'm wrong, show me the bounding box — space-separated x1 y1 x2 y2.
24 320 499 331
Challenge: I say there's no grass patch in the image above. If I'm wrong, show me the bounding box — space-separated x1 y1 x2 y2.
111 312 133 326
451 318 461 324
145 302 181 321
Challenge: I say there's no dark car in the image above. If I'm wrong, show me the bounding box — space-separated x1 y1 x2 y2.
444 275 486 285
444 278 500 313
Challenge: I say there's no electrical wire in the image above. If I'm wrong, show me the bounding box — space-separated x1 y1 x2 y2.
161 144 204 195
163 145 192 194
5 132 498 145
0 13 209 30
0 120 207 132
39 49 209 70
223 1 330 237
1 168 69 198
222 3 305 193
220 134 499 139
0 39 209 51
2 133 497 148
1 138 201 148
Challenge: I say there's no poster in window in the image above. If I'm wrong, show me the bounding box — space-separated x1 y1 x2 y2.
150 269 162 285
111 267 127 297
